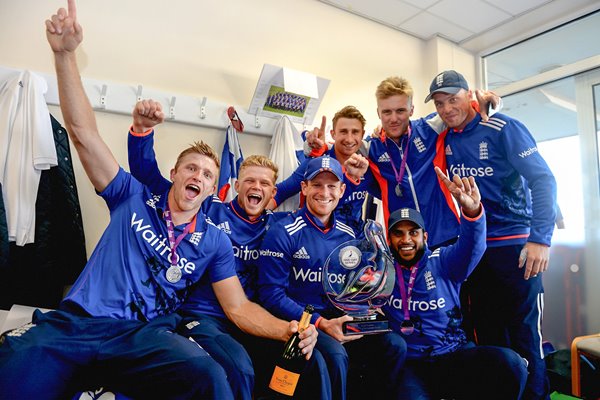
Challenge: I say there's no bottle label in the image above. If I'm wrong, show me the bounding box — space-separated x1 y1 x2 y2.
269 365 300 396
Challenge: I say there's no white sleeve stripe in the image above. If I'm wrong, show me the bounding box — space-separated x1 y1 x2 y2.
335 223 356 238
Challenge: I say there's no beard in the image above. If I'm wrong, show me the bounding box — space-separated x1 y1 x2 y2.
391 246 425 268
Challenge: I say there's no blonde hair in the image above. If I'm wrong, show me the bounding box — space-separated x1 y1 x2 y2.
375 76 414 104
239 154 279 183
175 141 220 170
332 105 366 130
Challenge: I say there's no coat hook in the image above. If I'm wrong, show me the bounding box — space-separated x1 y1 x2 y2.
255 112 261 129
200 97 207 120
169 96 176 119
136 85 143 102
99 84 107 109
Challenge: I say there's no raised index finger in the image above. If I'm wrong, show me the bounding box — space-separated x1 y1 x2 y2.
434 166 449 183
320 116 326 136
68 0 77 21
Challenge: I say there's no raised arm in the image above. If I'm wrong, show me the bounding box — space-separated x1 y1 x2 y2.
128 100 172 193
435 167 486 282
46 0 118 192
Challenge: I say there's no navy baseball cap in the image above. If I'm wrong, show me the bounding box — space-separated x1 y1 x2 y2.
304 156 344 182
388 208 426 232
424 70 469 103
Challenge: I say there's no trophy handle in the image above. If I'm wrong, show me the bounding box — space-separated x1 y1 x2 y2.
364 220 393 261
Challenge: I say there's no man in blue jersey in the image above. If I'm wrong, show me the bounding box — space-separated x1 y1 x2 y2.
0 2 317 399
127 104 329 399
269 105 379 232
384 167 528 399
427 69 557 400
258 156 407 400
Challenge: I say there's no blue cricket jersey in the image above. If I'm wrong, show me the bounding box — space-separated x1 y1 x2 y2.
178 196 288 318
61 168 236 321
257 207 357 325
442 113 557 247
363 114 461 248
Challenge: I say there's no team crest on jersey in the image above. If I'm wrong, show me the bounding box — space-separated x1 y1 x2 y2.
145 194 162 209
189 232 203 245
377 152 391 163
479 142 489 160
293 246 311 259
216 221 232 235
76 388 120 400
445 145 452 155
424 270 436 290
413 137 426 153
5 322 35 338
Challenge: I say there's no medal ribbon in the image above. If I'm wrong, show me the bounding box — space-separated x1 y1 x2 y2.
164 204 196 266
386 125 411 193
394 261 419 323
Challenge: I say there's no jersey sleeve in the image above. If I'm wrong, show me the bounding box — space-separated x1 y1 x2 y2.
501 117 557 246
98 167 145 211
257 225 311 322
207 229 237 283
127 129 172 194
439 207 487 283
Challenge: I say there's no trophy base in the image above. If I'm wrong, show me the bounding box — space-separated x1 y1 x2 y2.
342 315 390 336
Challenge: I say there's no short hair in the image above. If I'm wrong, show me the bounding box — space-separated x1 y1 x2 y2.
332 105 366 130
175 141 220 170
238 154 279 183
375 76 414 104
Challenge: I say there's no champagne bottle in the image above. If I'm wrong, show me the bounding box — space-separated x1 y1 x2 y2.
268 304 314 397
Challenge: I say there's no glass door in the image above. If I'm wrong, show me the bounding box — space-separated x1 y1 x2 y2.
502 67 600 348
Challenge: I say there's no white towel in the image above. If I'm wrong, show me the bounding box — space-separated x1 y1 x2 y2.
269 115 303 212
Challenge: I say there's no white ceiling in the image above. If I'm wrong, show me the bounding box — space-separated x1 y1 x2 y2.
318 0 600 53
319 0 600 142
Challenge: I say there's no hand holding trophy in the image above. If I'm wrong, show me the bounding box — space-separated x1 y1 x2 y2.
323 220 396 335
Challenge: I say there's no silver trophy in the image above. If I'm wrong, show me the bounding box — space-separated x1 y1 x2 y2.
323 220 396 335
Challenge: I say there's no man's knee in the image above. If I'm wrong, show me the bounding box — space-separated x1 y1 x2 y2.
184 355 233 397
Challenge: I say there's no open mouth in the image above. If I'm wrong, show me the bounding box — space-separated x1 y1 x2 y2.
186 184 200 199
247 193 262 206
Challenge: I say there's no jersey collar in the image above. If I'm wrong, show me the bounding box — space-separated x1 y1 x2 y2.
230 196 267 224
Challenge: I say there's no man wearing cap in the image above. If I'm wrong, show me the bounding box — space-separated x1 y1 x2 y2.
384 166 527 399
258 156 407 400
427 69 557 400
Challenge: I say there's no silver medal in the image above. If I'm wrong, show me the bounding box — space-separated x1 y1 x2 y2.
400 320 414 335
395 184 402 197
166 265 182 283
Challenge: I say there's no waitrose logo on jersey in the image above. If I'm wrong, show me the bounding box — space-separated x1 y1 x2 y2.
292 266 346 285
130 213 197 274
386 294 446 312
449 163 494 178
